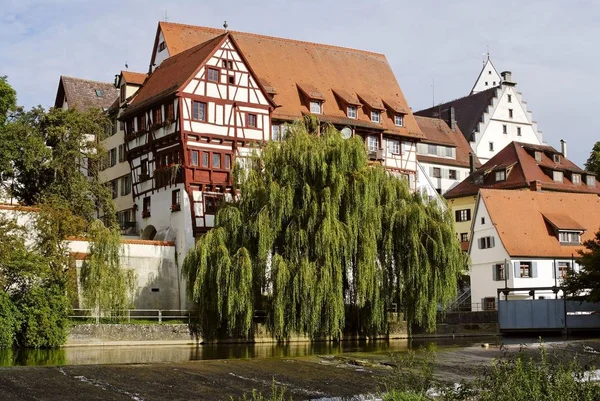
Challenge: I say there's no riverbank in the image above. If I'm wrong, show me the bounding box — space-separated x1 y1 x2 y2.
1 338 598 400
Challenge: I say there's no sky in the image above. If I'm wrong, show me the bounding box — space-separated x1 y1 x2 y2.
1 0 598 167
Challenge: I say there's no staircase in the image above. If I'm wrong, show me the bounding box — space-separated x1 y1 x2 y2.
447 288 471 312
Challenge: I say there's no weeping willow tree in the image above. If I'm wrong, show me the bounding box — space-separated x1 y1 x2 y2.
80 220 136 317
183 117 466 340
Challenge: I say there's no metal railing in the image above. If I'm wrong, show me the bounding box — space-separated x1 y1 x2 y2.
445 302 497 312
70 309 193 324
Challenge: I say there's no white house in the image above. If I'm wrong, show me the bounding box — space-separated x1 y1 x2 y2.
416 58 544 163
469 188 600 310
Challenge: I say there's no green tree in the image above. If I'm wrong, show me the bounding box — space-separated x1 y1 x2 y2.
564 230 600 302
183 118 465 340
0 76 16 127
0 290 19 348
79 220 136 317
585 141 600 177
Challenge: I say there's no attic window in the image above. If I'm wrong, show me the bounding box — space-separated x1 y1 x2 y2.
559 231 581 245
310 101 322 114
394 114 403 127
572 174 581 185
95 89 104 97
535 151 542 162
587 175 596 187
371 110 381 123
347 106 357 119
553 171 563 182
207 68 219 82
553 154 561 163
495 170 506 182
158 41 166 52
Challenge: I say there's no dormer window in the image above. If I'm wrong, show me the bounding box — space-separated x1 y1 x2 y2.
347 105 357 119
495 170 506 182
559 231 581 245
394 114 403 127
553 171 563 183
572 173 581 185
553 154 561 163
535 151 542 162
587 175 596 187
310 101 322 114
371 110 381 123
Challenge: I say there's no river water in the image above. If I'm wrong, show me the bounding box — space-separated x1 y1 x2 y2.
0 335 551 367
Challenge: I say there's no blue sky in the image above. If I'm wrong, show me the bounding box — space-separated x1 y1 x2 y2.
1 0 598 166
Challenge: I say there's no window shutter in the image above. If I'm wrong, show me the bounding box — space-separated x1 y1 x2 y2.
552 261 556 279
514 262 520 278
532 262 538 278
455 210 460 221
429 166 434 176
492 265 497 281
466 209 471 220
490 237 495 248
478 238 483 249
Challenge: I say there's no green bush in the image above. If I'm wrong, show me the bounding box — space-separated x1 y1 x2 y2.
15 286 70 348
383 390 430 401
0 290 19 348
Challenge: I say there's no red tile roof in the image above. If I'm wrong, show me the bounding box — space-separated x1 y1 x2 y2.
445 142 600 199
121 71 148 86
414 116 482 169
150 22 424 139
480 189 600 258
54 76 119 111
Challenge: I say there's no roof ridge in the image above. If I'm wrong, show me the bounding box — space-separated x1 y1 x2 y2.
60 75 114 86
159 21 386 58
420 85 499 112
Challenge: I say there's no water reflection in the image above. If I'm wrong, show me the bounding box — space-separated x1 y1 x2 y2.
0 337 505 367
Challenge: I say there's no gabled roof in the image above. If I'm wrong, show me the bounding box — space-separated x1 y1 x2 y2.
470 58 501 95
415 86 498 142
479 189 600 258
54 76 119 111
123 34 228 116
542 213 585 231
414 116 482 169
121 71 147 86
445 142 600 199
149 22 424 139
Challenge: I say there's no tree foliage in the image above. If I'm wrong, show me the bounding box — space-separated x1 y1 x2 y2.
585 141 600 178
564 230 600 301
80 220 136 316
183 119 465 340
0 291 19 348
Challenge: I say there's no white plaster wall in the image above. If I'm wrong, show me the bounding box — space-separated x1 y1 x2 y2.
419 161 470 194
471 59 501 94
153 31 169 70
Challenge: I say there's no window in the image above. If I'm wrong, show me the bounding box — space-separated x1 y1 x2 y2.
202 152 209 167
553 171 563 182
118 145 125 163
558 262 571 279
248 114 257 128
427 144 437 155
493 264 506 281
587 175 596 186
371 110 381 123
572 174 581 185
495 170 506 181
310 101 322 114
120 84 126 103
272 125 281 141
172 189 181 206
207 68 219 82
460 233 469 242
191 150 199 166
212 153 221 169
478 236 495 249
485 81 488 86
222 60 228 68
489 142 494 152
228 60 233 69
225 154 232 170
367 136 379 152
140 114 147 131
446 147 455 158
394 114 403 127
110 180 118 199
347 106 357 119
535 151 542 162
559 231 580 244
143 197 151 216
517 127 521 136
507 94 512 103
95 89 103 97
432 167 441 178
140 159 148 177
518 262 533 278
508 109 513 118
455 209 471 222
120 175 131 196
483 297 496 311
481 217 485 225
388 139 400 155
166 103 174 120
158 41 166 52
205 196 218 214
228 76 235 85
192 101 206 121
553 154 561 163
502 125 507 134
153 107 162 125
109 148 117 167
449 169 457 180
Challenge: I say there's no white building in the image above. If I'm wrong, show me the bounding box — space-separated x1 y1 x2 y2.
416 58 544 163
469 189 600 310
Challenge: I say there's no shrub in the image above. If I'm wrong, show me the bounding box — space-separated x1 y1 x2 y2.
0 290 19 348
15 285 70 348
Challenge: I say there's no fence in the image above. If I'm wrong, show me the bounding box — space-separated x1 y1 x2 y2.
70 309 193 324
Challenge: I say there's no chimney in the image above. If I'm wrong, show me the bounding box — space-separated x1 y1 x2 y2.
501 71 514 84
560 139 567 158
449 106 456 131
529 180 542 192
469 152 475 173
